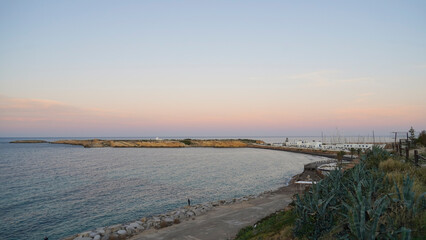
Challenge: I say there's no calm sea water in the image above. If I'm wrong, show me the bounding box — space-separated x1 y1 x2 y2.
0 137 328 240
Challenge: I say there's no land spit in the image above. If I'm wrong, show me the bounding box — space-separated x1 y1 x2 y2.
11 139 264 148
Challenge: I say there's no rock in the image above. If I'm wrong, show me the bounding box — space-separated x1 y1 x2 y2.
117 229 127 235
63 236 76 240
96 228 105 235
101 233 110 240
79 231 91 237
140 217 147 223
129 222 141 229
193 209 201 216
73 237 92 240
186 211 194 217
164 217 174 225
90 232 98 237
109 224 122 232
125 226 134 234
93 235 101 240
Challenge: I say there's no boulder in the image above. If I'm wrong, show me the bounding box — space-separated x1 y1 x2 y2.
93 235 101 240
164 217 174 225
79 231 91 237
96 228 105 235
63 236 76 240
109 224 122 232
73 237 92 240
117 229 127 235
100 233 110 240
129 222 141 229
193 209 201 216
125 226 134 235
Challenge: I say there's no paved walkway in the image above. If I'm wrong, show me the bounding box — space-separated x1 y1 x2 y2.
129 189 295 240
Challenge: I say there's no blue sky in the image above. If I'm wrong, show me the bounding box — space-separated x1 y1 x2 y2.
0 1 425 137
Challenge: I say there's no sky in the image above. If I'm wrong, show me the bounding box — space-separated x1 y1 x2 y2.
0 0 425 137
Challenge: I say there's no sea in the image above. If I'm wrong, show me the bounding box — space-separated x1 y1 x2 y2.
1 136 337 240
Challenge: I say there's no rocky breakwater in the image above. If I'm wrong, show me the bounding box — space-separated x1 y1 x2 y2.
10 140 48 143
62 196 257 240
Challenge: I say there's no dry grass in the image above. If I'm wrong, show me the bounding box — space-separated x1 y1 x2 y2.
191 140 248 147
379 158 426 196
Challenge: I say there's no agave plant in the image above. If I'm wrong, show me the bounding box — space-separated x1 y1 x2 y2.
342 181 389 240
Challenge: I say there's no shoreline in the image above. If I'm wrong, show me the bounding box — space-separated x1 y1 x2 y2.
63 164 325 240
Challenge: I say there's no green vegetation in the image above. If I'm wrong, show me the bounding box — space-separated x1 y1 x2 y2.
238 139 260 144
417 130 426 146
235 146 426 240
179 139 193 145
409 127 416 143
336 151 345 165
294 146 425 239
235 210 296 240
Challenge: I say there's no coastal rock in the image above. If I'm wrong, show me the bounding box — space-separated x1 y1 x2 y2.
73 237 92 240
129 222 141 229
93 235 101 240
117 229 127 235
125 226 134 234
109 224 122 232
164 217 174 225
96 228 105 235
174 211 185 219
193 209 201 216
186 211 195 217
89 232 98 237
63 236 76 240
100 234 110 240
79 231 91 237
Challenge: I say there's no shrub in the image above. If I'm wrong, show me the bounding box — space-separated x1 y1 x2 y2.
418 130 426 146
362 146 390 168
179 139 192 145
379 158 408 172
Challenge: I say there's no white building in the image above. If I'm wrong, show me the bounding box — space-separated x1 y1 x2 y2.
284 140 383 151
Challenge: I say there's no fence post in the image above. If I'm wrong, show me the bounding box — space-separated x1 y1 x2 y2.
405 147 409 161
414 150 419 166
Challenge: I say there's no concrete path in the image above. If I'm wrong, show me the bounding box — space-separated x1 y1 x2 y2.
129 189 296 240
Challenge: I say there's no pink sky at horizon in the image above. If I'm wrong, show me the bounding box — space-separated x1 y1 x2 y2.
1 90 424 137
